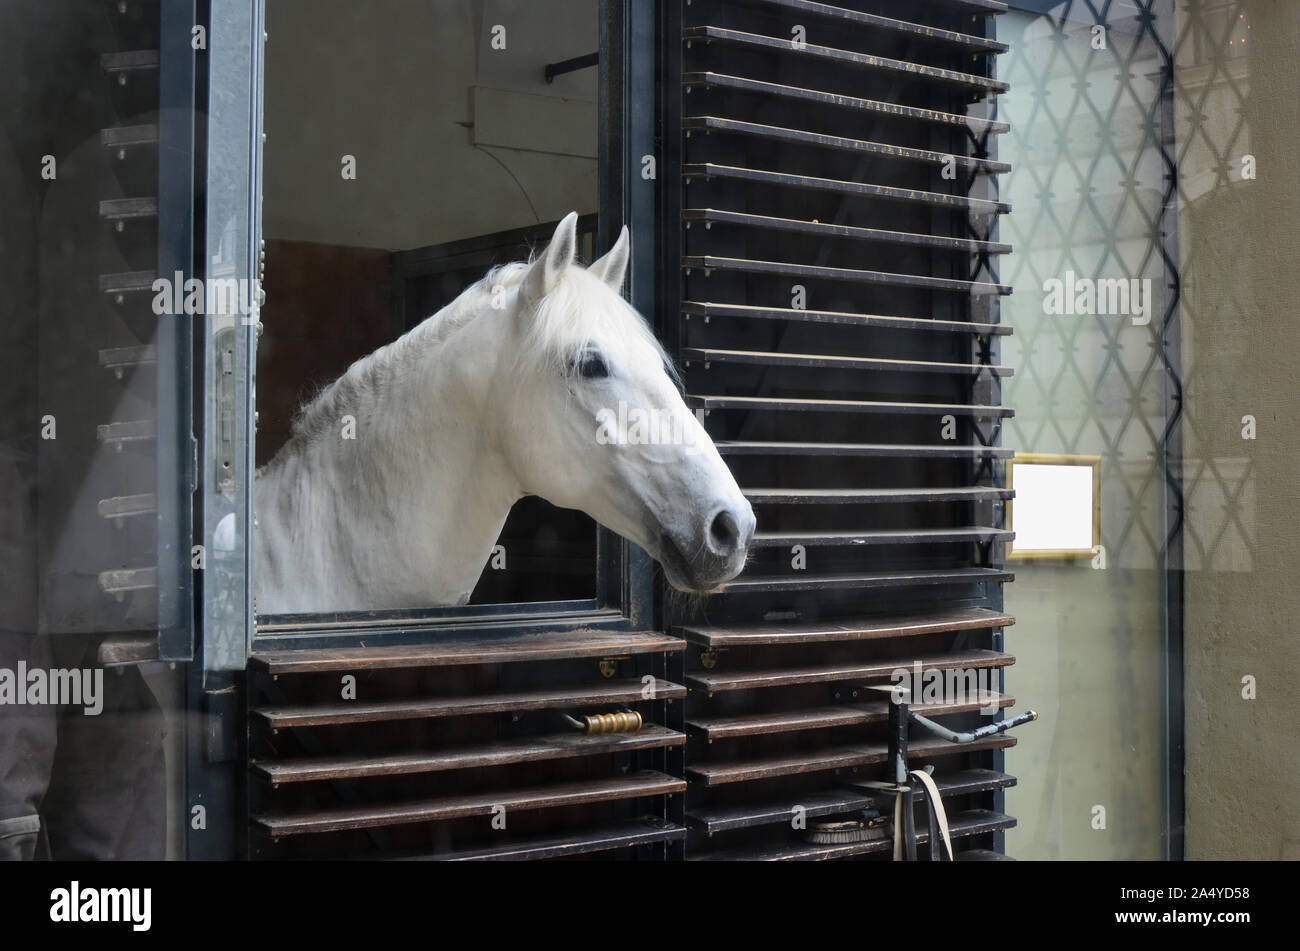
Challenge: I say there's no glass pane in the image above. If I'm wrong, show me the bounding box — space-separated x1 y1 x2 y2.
1000 0 1294 860
999 3 1175 859
0 1 194 859
256 0 602 616
0 5 193 648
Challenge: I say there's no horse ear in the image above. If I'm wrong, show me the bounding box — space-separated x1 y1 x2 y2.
523 212 579 305
588 226 630 291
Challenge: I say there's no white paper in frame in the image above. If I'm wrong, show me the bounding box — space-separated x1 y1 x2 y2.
1007 453 1101 562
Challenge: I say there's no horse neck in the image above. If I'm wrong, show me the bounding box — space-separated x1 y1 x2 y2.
261 296 525 608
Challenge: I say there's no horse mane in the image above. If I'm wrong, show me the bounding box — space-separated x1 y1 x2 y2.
277 254 678 457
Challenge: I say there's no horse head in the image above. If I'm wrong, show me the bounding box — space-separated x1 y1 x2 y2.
498 212 755 593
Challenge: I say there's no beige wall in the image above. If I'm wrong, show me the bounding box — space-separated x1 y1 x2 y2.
263 0 599 250
1178 0 1300 860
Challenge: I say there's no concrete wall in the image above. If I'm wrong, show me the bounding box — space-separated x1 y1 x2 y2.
1177 0 1300 860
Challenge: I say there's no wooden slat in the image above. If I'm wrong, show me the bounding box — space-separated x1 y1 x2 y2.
683 206 1012 255
98 567 157 594
684 300 1009 334
99 197 159 221
682 73 1010 135
743 486 1014 505
691 809 1015 860
97 632 159 666
96 420 154 445
684 26 1010 94
687 394 1014 418
250 630 685 675
406 820 686 861
684 252 1010 296
100 124 158 148
714 566 1014 594
253 725 685 784
715 440 1013 459
925 0 1007 13
684 163 1011 217
683 347 1012 377
690 694 1013 740
687 734 1017 786
100 50 159 73
98 493 156 520
254 678 685 729
837 767 1016 801
99 270 156 294
254 771 685 837
749 526 1013 547
683 118 1009 176
98 345 157 370
688 789 876 836
692 705 869 739
732 0 1009 52
686 647 1013 693
680 607 1014 648
688 768 1015 836
687 693 1013 741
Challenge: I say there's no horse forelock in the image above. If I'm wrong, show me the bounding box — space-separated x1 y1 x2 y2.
516 265 678 385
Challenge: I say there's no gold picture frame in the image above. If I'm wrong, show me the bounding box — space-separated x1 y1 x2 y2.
1006 452 1101 562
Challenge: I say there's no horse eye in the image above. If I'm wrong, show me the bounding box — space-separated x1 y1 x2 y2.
577 350 609 379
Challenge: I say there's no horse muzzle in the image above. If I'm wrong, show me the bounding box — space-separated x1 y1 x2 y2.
656 503 755 593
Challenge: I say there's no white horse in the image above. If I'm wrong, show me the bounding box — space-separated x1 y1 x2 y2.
254 213 755 615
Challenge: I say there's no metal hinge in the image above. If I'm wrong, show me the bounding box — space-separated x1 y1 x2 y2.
214 327 238 497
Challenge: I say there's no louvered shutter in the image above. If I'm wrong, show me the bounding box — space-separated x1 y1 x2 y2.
666 0 1020 860
247 632 687 859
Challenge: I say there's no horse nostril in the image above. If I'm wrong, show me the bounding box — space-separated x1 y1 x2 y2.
710 510 741 555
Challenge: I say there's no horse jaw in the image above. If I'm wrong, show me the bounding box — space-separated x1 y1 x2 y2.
604 402 755 594
501 264 754 593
